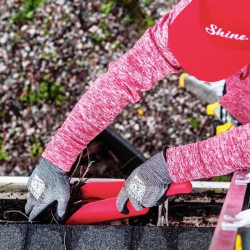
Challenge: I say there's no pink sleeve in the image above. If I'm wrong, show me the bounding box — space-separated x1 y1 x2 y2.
42 0 191 172
219 65 250 124
167 123 250 182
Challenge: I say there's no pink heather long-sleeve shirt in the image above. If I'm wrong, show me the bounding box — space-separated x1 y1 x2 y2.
43 0 250 182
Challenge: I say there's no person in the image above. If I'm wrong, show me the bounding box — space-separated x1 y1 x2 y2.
25 0 250 223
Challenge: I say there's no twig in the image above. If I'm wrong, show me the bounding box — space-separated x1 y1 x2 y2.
64 231 67 250
108 149 119 163
115 153 142 172
75 161 94 187
4 210 31 222
87 146 91 165
0 220 34 224
75 147 94 187
76 151 142 181
79 163 84 177
73 200 84 205
50 210 59 225
70 150 83 180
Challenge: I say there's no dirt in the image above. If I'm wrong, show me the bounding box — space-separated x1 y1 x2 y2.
0 199 27 223
67 191 225 227
0 194 224 226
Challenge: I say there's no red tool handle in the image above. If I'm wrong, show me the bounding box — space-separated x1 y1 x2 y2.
66 181 192 225
81 181 125 200
166 182 192 196
66 197 149 225
81 181 192 200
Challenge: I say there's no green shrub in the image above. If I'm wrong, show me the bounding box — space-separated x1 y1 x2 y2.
188 117 200 130
142 0 152 5
20 76 67 106
20 88 36 105
100 0 154 34
112 41 120 50
99 20 108 29
100 0 115 14
66 62 71 67
11 32 26 46
30 138 43 158
61 13 70 23
125 14 132 23
92 32 110 42
214 175 232 182
10 0 44 24
43 17 51 25
76 60 84 67
144 17 155 28
0 134 11 162
41 52 58 61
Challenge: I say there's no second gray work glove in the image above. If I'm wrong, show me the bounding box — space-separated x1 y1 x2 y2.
25 157 70 223
116 149 172 213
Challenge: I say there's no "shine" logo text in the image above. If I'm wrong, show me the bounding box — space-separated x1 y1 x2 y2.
205 24 249 41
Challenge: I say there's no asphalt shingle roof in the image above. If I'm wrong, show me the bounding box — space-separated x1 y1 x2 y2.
0 224 27 250
0 225 214 250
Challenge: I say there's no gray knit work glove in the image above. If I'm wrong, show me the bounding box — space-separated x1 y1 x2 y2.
116 149 172 213
25 158 70 223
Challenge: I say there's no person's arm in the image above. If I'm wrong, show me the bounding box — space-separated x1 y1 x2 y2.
167 66 250 182
41 1 192 172
26 0 191 221
167 123 250 183
219 65 250 125
117 117 250 213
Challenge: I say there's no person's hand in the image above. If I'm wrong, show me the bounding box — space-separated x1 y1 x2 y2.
25 158 70 223
116 149 172 213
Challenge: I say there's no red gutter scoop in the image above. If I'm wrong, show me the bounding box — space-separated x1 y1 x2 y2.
66 181 192 225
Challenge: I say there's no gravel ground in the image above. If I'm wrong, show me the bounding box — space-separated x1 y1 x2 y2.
0 0 213 177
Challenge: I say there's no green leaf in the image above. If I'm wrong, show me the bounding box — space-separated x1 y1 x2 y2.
30 139 43 158
144 17 155 28
26 11 34 19
20 93 28 102
0 134 11 162
188 117 200 130
92 34 106 42
20 75 67 106
99 20 108 29
112 41 120 50
100 1 115 14
142 0 152 5
76 60 84 67
29 91 36 104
